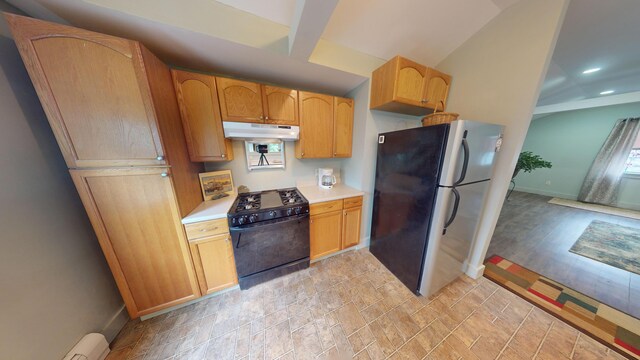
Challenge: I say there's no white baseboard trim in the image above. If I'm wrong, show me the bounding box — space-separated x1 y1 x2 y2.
102 304 129 342
140 285 240 321
464 263 486 280
513 186 577 200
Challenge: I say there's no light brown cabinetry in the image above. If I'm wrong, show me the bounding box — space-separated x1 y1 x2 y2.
342 202 362 249
70 167 201 316
310 210 343 260
172 70 233 162
7 14 205 318
185 219 238 295
370 55 452 116
262 85 299 125
216 78 264 123
309 196 363 260
296 92 354 159
333 97 354 158
6 15 166 168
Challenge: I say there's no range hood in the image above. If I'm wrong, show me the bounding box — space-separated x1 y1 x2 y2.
223 121 299 141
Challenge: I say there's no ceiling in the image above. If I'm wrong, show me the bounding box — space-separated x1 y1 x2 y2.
537 0 640 107
219 0 516 66
6 0 516 95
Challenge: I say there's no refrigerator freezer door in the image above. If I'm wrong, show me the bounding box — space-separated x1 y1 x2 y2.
370 125 448 292
419 180 491 297
439 120 503 186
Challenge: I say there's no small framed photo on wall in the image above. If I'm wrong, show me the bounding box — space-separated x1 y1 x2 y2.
198 170 234 200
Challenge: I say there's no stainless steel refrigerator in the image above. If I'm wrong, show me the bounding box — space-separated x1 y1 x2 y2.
370 120 503 297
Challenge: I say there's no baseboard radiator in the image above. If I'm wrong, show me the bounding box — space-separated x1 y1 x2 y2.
62 333 110 360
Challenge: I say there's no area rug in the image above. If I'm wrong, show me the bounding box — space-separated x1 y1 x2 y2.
484 255 640 359
570 220 640 275
549 197 640 220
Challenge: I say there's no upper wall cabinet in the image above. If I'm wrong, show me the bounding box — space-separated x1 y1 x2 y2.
6 14 167 168
216 78 264 123
261 85 299 125
296 92 334 159
295 92 354 159
172 70 233 162
370 56 452 116
333 97 354 158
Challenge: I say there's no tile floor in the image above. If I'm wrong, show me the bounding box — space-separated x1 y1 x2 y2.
107 249 627 360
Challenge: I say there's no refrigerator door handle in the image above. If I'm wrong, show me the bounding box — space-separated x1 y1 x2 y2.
444 187 461 229
454 137 470 185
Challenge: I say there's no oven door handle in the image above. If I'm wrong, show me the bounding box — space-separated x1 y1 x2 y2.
230 213 309 232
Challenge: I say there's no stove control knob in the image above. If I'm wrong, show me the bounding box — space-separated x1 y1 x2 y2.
238 216 247 225
269 210 277 217
249 214 258 223
287 208 293 216
294 207 302 215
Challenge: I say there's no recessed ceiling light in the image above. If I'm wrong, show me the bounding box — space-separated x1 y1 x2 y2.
600 90 615 95
582 67 601 74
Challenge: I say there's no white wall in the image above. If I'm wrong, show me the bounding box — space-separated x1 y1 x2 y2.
435 0 570 277
205 141 346 191
0 4 126 359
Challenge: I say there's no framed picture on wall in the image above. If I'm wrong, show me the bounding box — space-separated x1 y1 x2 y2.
199 170 234 200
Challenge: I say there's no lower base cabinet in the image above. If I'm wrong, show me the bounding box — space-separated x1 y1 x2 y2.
189 233 238 295
310 196 363 260
70 167 201 318
310 210 343 260
342 206 362 249
184 218 238 295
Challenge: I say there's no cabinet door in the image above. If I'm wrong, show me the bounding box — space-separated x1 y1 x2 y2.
310 210 342 260
333 97 354 158
394 56 427 106
6 14 165 168
70 167 200 318
189 234 238 295
262 85 299 125
296 92 334 158
423 68 452 111
342 206 362 249
216 78 264 123
172 70 233 162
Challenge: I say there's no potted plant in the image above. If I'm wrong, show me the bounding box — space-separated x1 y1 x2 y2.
513 151 552 179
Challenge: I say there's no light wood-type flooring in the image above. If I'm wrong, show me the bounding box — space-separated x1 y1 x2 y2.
106 249 624 359
488 191 640 319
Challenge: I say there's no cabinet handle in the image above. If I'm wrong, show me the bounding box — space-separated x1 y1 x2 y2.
301 152 305 157
259 115 264 120
157 156 164 161
221 154 226 158
421 99 427 103
310 220 313 224
265 116 269 120
161 172 169 177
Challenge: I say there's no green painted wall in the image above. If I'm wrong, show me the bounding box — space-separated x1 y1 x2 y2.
515 102 640 210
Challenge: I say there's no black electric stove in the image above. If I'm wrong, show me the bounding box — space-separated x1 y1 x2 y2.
227 188 310 289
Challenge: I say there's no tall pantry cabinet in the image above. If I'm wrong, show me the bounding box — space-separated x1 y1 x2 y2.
5 13 204 317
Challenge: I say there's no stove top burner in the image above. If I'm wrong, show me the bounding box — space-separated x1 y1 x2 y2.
235 193 262 212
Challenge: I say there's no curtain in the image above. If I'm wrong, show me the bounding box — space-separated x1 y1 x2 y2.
578 118 640 205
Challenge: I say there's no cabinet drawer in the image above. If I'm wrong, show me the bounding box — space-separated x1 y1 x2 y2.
343 196 363 209
310 199 343 215
184 218 229 240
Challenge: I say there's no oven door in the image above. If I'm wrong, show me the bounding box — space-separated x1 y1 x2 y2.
230 213 310 278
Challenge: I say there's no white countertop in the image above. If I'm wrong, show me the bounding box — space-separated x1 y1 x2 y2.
298 184 365 204
181 193 237 224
